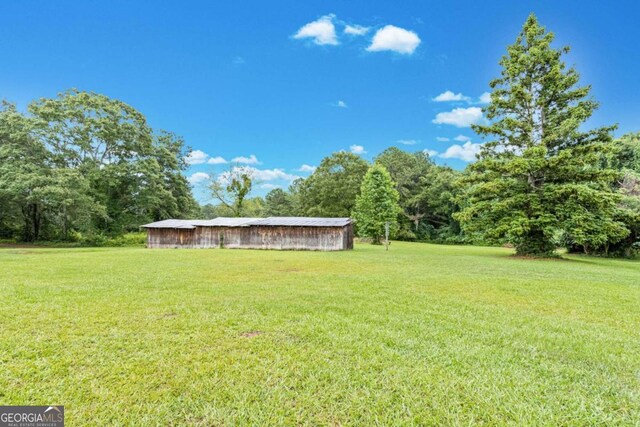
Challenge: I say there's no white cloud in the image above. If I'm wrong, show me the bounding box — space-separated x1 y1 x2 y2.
238 166 299 182
424 149 439 157
366 25 421 55
336 100 348 108
454 135 471 142
185 149 210 165
232 154 261 165
433 107 484 128
344 24 369 36
433 90 471 102
293 14 338 46
232 56 245 65
188 172 210 184
297 164 317 173
185 150 229 165
433 90 492 105
350 144 366 154
439 141 482 162
207 156 228 165
397 139 418 145
436 137 450 142
260 183 281 190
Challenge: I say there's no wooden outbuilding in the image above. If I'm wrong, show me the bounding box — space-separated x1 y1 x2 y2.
141 217 354 251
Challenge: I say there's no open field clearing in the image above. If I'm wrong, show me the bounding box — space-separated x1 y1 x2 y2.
1 243 639 425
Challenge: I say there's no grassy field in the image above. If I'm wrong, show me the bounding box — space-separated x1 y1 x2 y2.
0 242 639 425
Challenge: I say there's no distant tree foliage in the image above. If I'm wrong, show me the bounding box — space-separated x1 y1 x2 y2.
0 90 199 241
201 197 264 218
568 132 640 256
296 151 369 217
262 188 293 217
455 15 627 256
209 167 254 217
353 164 402 244
287 178 309 217
375 147 462 242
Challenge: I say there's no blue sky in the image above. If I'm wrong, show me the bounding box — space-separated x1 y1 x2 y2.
2 1 639 203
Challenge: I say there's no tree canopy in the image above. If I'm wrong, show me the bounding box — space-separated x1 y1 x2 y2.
262 188 293 217
209 167 255 217
375 147 462 242
0 90 198 241
295 151 369 217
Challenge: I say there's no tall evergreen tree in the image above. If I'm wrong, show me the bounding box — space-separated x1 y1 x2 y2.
456 14 628 256
353 164 401 244
262 188 293 217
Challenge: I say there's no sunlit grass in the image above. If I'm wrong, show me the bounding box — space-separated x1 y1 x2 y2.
1 242 639 425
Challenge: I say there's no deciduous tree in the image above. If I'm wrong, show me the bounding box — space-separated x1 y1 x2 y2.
299 151 369 217
0 90 199 240
375 147 462 242
209 167 254 217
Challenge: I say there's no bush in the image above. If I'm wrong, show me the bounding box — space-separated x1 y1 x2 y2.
78 232 108 247
76 231 146 247
104 232 147 247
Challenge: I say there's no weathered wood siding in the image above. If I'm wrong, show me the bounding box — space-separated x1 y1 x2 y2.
147 223 354 251
343 224 354 250
193 226 222 248
147 228 195 248
225 225 347 251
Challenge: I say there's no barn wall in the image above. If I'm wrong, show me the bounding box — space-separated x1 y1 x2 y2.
343 224 354 250
222 226 347 251
146 228 195 248
193 226 221 248
146 224 353 250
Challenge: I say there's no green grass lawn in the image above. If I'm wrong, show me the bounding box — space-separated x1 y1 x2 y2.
1 243 639 425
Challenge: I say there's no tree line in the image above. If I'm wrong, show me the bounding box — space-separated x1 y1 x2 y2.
220 148 461 244
1 14 638 257
0 90 199 242
204 15 640 257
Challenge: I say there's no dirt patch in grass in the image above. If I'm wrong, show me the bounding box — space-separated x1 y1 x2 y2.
7 250 45 255
240 331 263 338
161 312 178 318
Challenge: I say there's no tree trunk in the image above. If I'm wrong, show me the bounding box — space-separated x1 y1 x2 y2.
21 203 41 242
32 204 41 241
515 227 555 256
62 204 68 239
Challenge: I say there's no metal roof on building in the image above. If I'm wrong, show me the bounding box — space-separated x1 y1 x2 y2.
142 217 351 229
140 219 197 229
207 217 261 227
250 217 351 227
